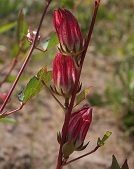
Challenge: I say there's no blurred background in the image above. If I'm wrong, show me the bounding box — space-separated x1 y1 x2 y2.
0 0 134 169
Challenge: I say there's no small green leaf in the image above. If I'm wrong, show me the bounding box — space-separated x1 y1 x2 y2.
76 88 90 105
37 68 52 85
97 131 112 147
110 155 121 169
0 117 16 124
102 131 112 143
42 33 58 50
0 22 16 34
17 10 28 42
19 76 43 103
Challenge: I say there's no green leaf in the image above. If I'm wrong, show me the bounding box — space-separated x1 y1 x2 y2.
42 33 58 50
17 10 28 42
97 131 112 147
19 76 43 103
0 117 16 124
110 155 121 169
121 160 129 169
37 68 52 85
102 131 112 143
76 88 90 105
0 22 16 34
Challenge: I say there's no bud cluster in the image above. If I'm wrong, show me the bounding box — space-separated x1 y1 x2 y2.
52 8 84 97
52 8 92 160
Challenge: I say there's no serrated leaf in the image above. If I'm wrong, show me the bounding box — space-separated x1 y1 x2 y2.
17 10 28 42
76 88 90 105
121 160 129 169
0 117 16 124
0 22 16 34
42 33 58 50
19 76 43 103
37 68 52 85
110 155 121 169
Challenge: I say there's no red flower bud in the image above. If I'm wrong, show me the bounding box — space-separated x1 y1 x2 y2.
68 105 92 150
53 8 84 55
52 53 78 96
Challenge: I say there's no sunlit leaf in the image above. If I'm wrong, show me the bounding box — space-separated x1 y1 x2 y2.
0 22 16 34
42 33 58 50
0 117 16 124
18 76 43 103
37 67 52 85
97 131 112 147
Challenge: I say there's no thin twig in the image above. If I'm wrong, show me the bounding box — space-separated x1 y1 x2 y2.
0 104 24 118
35 47 47 52
0 0 52 113
41 80 65 110
63 146 100 166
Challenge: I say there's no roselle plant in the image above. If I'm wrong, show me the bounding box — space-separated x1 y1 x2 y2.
0 0 113 168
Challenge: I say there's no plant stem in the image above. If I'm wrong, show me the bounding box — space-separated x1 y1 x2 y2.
41 80 65 110
55 1 101 169
0 0 52 113
63 146 100 166
0 104 24 118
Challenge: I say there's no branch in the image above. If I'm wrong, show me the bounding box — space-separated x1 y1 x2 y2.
0 103 24 118
41 80 65 110
0 0 52 113
63 146 100 166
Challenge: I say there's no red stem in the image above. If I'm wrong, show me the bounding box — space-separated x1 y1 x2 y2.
0 0 52 113
55 1 101 169
0 104 24 118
